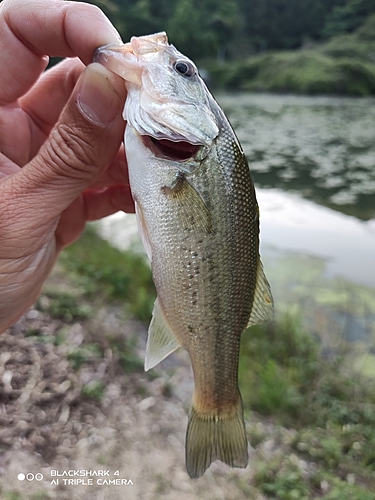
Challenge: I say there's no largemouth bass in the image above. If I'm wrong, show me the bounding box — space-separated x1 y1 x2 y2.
95 33 273 478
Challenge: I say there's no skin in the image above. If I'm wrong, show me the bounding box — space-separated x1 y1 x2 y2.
0 0 135 333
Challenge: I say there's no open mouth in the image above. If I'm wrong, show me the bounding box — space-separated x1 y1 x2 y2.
143 136 201 161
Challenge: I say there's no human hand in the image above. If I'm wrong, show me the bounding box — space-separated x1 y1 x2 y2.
0 0 133 332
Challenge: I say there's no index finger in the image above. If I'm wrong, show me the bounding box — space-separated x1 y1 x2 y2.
0 0 122 105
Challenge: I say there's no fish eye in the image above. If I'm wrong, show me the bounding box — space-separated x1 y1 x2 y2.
173 60 196 78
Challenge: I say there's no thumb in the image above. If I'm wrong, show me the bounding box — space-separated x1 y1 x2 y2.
18 62 126 221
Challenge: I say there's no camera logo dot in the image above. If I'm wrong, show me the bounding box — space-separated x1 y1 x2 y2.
17 472 43 481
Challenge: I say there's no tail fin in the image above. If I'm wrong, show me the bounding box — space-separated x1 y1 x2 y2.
185 401 248 478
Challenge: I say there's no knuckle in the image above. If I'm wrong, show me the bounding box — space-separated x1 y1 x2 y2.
42 123 100 182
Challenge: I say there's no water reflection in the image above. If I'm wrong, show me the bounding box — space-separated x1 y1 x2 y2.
257 189 375 363
218 93 375 221
258 189 375 288
99 189 375 289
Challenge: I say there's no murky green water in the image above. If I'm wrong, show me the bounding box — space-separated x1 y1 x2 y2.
218 93 375 221
98 93 375 367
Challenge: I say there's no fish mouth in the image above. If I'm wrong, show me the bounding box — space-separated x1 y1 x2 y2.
142 136 201 161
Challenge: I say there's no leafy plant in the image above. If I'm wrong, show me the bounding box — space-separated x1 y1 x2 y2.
67 344 103 369
81 381 106 401
36 290 92 322
239 312 319 424
60 225 155 322
254 457 311 500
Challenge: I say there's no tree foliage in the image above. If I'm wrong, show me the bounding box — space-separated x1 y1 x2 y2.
85 0 375 60
323 0 375 37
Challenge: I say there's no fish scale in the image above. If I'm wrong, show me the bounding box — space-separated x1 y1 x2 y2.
95 32 273 478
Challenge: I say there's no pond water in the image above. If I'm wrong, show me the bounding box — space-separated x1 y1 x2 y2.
222 93 375 222
98 93 375 372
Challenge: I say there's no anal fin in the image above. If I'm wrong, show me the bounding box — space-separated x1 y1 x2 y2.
145 299 181 371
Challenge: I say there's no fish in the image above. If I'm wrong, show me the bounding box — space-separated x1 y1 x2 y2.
94 32 273 478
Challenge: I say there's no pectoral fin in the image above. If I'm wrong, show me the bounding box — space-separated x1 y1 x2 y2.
161 172 213 233
135 201 153 262
247 259 274 327
145 299 181 371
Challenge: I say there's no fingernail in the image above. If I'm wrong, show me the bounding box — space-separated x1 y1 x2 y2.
77 65 121 125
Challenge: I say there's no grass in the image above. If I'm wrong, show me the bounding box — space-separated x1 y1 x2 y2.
0 489 51 500
254 457 311 500
67 343 102 369
36 227 157 384
240 314 375 428
29 494 50 500
239 313 319 423
81 381 106 401
25 326 66 346
60 224 155 322
36 289 92 323
13 226 155 423
240 313 375 497
111 341 145 373
253 455 375 500
55 225 375 497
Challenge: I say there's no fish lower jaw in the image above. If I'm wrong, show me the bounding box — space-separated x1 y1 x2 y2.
141 135 201 162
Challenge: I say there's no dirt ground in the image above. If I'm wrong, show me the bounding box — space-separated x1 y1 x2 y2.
0 268 278 500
